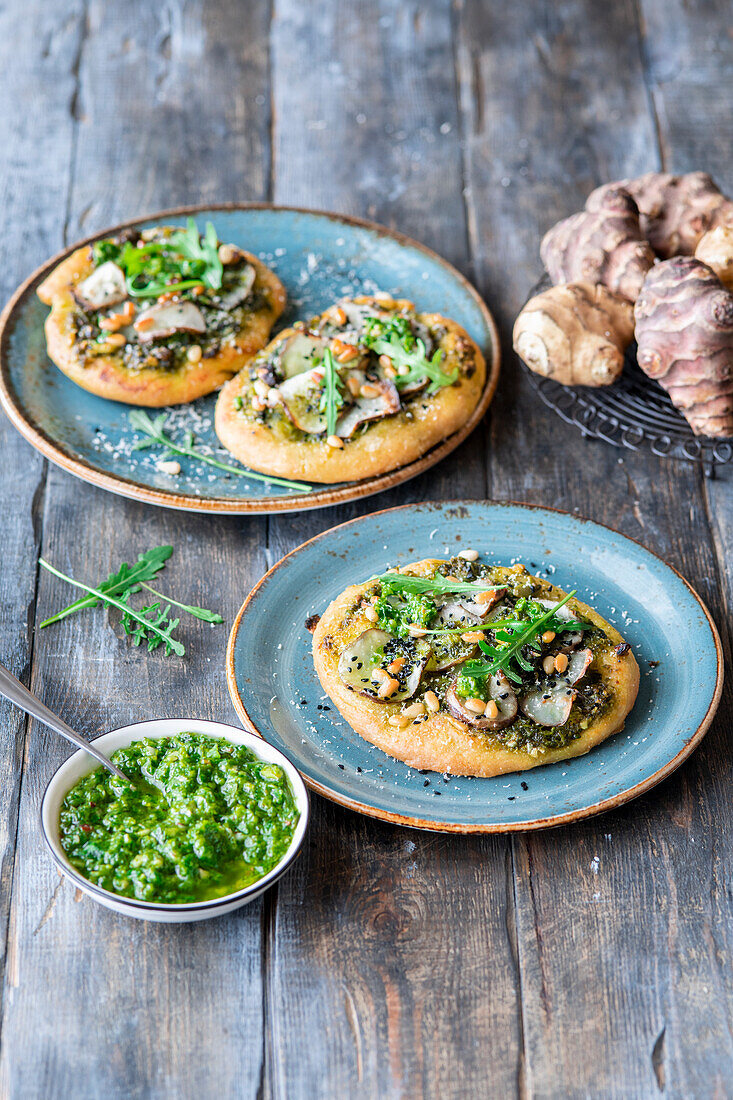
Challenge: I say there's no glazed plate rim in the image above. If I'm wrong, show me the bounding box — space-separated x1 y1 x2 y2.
226 499 724 833
0 203 500 515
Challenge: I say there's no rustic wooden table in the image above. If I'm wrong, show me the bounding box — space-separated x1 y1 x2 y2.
1 2 731 1096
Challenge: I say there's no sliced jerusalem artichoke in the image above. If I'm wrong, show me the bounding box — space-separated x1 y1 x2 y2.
335 379 400 438
218 264 256 310
521 682 578 727
541 186 655 302
513 282 634 387
635 257 733 437
274 331 330 379
564 647 594 684
337 629 430 701
278 370 329 434
74 261 128 310
446 672 517 730
133 300 207 342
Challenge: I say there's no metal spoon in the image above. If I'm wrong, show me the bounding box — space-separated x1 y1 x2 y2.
0 661 133 783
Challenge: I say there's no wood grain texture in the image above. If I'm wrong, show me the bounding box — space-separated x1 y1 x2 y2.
457 0 733 1094
0 3 273 1097
1 0 732 1095
0 0 83 1042
266 2 514 1097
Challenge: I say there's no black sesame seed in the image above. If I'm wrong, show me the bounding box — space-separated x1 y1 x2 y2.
521 781 528 791
338 764 345 769
424 780 430 786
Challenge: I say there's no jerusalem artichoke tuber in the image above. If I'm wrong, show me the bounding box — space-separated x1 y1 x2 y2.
634 257 733 437
593 172 733 259
695 224 733 291
513 282 634 387
540 187 654 302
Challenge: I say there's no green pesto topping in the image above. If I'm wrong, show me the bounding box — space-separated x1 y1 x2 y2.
59 733 299 904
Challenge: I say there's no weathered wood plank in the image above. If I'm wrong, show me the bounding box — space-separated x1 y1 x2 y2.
266 3 516 1098
0 0 83 1042
457 0 733 1095
0 3 274 1098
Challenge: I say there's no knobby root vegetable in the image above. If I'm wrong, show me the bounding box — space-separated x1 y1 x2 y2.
594 172 733 259
635 257 733 437
540 187 655 302
695 224 733 291
513 282 634 387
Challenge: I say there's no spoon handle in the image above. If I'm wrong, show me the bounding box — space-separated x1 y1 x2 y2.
0 663 130 782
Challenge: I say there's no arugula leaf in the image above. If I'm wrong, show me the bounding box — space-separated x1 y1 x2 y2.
39 546 173 628
375 573 502 597
169 218 224 291
462 591 578 685
362 315 458 393
318 348 345 436
128 410 313 493
117 220 224 298
39 559 186 657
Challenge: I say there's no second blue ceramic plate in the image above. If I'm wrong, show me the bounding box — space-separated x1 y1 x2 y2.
227 501 723 832
0 205 499 514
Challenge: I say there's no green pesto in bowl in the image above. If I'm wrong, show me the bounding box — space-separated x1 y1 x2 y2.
59 733 300 904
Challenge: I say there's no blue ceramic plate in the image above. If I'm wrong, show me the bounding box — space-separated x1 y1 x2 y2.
0 205 499 514
226 501 723 832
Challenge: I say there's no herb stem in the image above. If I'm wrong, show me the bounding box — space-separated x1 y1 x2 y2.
139 583 223 623
129 411 312 493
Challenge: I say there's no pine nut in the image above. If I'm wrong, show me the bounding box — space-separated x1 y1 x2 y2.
459 549 479 561
387 657 406 674
360 383 381 398
542 655 555 675
187 344 203 363
378 677 400 699
461 631 484 643
218 243 237 265
374 292 396 308
554 652 569 673
541 630 556 644
251 396 266 412
332 338 359 362
424 690 440 713
103 333 126 348
402 701 426 719
407 624 428 637
134 316 155 332
485 700 499 720
328 306 347 326
475 591 495 604
157 459 181 475
383 364 398 378
378 354 393 371
397 364 410 376
326 435 344 449
464 698 487 715
510 563 526 573
346 375 362 396
364 605 378 623
397 299 415 312
254 378 270 398
372 668 390 683
388 715 410 729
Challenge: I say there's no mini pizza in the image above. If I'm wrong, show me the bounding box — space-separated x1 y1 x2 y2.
37 221 286 406
215 295 486 483
312 557 640 777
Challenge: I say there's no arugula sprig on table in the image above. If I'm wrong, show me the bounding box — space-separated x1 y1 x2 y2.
39 547 223 657
318 348 345 435
363 315 458 393
128 411 313 493
462 591 582 685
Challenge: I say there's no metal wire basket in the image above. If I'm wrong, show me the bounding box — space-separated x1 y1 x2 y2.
517 281 733 478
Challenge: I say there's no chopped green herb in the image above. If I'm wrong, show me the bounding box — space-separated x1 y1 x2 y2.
362 315 458 393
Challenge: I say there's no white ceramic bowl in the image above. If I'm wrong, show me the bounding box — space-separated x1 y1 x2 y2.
40 718 310 923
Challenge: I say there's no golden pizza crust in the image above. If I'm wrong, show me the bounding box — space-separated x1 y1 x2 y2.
214 301 486 483
38 243 285 406
313 560 640 777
